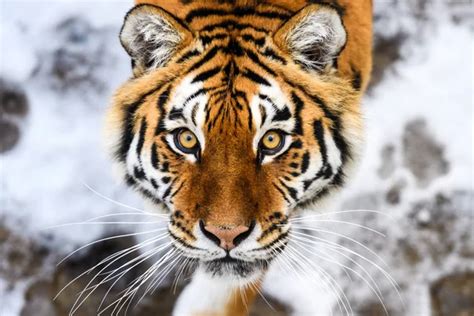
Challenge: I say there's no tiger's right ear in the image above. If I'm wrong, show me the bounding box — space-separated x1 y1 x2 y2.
120 4 192 74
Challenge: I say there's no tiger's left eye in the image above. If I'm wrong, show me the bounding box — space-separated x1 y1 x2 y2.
174 128 199 154
260 130 285 155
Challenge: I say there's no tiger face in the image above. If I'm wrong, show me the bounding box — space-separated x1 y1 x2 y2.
106 2 363 281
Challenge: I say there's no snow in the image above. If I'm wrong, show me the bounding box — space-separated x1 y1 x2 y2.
353 21 473 194
0 0 472 315
0 0 136 249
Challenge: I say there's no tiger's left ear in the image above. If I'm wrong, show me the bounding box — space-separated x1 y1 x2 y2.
273 4 346 73
120 4 192 74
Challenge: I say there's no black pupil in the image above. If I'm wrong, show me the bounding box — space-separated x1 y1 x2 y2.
268 135 275 142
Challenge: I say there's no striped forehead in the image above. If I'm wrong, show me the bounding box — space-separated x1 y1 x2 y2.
165 72 296 132
163 75 209 149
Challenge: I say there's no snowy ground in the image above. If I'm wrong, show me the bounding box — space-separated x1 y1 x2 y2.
0 0 472 315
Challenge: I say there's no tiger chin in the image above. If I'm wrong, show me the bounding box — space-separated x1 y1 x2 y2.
105 0 372 315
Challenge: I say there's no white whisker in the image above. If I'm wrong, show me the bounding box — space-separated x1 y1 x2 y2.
57 228 168 266
82 182 168 218
291 209 394 221
291 233 395 315
289 219 386 237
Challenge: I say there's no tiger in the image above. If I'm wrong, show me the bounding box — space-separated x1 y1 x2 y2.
105 0 372 314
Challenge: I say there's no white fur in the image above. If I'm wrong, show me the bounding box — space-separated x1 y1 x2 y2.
121 10 183 69
286 7 346 71
173 268 263 316
166 75 208 153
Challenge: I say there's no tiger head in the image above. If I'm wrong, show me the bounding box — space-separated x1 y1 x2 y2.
106 1 364 282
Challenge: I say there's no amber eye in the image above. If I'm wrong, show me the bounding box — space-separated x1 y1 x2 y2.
260 130 285 154
174 128 199 154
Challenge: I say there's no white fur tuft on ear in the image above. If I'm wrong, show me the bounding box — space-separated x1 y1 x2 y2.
120 5 191 72
275 6 346 72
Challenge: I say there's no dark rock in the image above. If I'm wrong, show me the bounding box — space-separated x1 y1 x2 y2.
0 79 29 117
0 79 29 153
397 239 422 265
34 16 113 94
0 224 49 283
21 281 57 316
378 144 397 179
402 119 449 187
0 119 21 153
357 301 393 316
431 273 474 316
369 32 407 90
251 295 289 316
385 180 406 205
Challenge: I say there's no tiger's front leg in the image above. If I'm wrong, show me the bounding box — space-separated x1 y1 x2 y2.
173 268 262 316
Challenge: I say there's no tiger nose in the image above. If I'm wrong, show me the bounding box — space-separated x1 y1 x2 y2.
199 221 255 250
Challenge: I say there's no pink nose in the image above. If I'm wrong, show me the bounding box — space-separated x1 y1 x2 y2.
200 222 252 250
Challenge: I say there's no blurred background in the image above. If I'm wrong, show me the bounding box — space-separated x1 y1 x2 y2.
0 0 472 315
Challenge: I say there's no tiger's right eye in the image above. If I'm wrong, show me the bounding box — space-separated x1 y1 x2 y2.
174 128 200 155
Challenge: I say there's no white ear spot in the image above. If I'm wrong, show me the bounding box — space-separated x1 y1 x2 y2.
283 7 346 72
120 5 188 70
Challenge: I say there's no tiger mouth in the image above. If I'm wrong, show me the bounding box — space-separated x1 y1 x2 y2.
203 256 270 278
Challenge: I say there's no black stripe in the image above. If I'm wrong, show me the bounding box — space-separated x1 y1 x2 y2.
224 38 244 56
351 65 362 91
185 7 290 23
183 88 207 108
273 183 291 204
313 120 328 166
150 178 159 190
247 106 253 130
117 102 140 162
279 179 298 201
151 143 159 169
301 151 310 174
200 20 270 33
177 49 201 63
310 95 350 165
170 180 186 199
169 108 185 121
191 102 199 126
187 45 220 73
162 178 178 200
200 33 228 46
291 92 304 135
244 48 276 76
160 162 169 172
262 47 286 64
272 106 291 122
155 87 171 135
288 139 303 150
242 68 270 86
133 166 146 180
192 66 221 83
285 78 350 165
136 117 147 156
241 34 265 47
